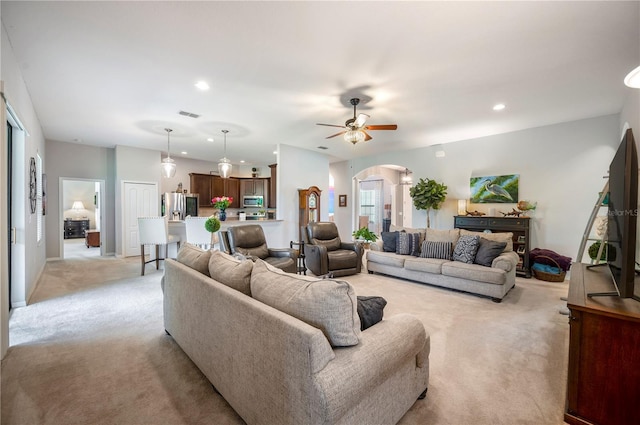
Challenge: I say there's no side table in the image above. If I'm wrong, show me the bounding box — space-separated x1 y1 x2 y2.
290 241 307 275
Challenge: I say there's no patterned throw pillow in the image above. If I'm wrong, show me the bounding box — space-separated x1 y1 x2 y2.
452 235 480 264
420 240 453 260
396 232 421 256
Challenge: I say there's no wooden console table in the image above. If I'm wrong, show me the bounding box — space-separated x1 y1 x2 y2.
565 263 640 425
454 215 531 277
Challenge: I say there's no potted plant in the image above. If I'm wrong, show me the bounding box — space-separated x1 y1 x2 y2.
409 177 448 228
352 227 378 249
204 215 221 233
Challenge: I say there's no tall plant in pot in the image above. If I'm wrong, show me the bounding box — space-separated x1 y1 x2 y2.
409 177 447 228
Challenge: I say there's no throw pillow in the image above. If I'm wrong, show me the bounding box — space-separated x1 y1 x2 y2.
452 235 480 264
474 238 508 267
396 232 420 256
381 231 399 252
177 243 212 276
357 296 387 330
208 250 253 296
420 240 453 260
250 259 361 347
460 229 513 252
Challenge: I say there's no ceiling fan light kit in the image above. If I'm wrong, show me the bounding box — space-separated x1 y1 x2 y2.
316 97 397 145
161 128 177 178
624 65 640 88
218 129 232 178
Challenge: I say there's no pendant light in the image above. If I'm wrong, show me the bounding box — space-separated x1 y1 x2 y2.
218 129 232 178
161 128 176 178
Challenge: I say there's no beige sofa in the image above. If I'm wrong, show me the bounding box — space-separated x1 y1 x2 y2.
366 227 519 302
163 244 430 425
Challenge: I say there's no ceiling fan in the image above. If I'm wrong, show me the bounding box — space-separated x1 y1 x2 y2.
316 98 398 144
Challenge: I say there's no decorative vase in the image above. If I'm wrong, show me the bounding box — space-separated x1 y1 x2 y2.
219 210 227 221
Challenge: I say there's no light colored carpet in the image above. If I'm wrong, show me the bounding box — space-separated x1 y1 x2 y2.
1 256 570 425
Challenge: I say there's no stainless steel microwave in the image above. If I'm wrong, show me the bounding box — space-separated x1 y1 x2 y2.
242 195 264 208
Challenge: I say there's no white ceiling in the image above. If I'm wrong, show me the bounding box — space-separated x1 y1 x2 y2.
1 1 639 166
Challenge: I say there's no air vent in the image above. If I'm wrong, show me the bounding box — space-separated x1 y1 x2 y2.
317 146 329 150
179 110 200 118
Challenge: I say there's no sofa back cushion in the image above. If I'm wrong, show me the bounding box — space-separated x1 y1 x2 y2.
208 250 254 296
425 228 460 245
177 243 212 276
460 229 513 252
250 259 361 347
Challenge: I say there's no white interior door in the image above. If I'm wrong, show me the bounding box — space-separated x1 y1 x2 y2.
123 182 157 257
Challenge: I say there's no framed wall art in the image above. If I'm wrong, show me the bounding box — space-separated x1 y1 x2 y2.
339 194 347 207
470 174 519 203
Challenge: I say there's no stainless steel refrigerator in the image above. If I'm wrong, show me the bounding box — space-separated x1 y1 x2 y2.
161 193 198 220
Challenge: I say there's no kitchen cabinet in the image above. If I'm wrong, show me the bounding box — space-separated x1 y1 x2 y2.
240 178 269 207
189 173 240 208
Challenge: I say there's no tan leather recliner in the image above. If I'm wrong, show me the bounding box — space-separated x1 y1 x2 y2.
304 222 362 277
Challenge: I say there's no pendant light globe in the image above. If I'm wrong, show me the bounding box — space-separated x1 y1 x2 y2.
162 128 176 178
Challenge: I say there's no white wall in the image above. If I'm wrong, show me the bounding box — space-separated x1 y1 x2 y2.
350 115 621 260
329 161 353 240
1 22 48 355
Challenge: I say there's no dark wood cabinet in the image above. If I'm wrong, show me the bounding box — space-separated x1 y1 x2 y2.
64 219 90 239
240 178 268 207
454 215 531 277
565 264 640 425
190 173 240 208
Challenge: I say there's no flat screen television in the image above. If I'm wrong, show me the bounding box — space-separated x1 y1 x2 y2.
601 128 640 301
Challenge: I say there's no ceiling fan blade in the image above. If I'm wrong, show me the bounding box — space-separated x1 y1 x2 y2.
354 113 370 128
326 131 346 139
365 124 398 131
316 123 347 129
363 130 373 141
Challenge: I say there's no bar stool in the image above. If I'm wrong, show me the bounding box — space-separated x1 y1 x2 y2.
137 216 181 276
185 216 217 250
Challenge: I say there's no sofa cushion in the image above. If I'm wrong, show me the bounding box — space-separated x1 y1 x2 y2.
250 259 361 347
460 229 513 252
390 224 426 245
442 261 507 285
420 240 452 260
356 296 387 330
381 231 398 252
177 243 212 276
208 250 253 295
404 257 449 274
396 232 420 256
474 238 508 267
425 228 460 245
452 235 480 264
366 250 407 268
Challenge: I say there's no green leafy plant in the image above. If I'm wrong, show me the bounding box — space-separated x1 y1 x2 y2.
409 177 448 228
588 240 615 261
204 215 221 233
352 227 378 243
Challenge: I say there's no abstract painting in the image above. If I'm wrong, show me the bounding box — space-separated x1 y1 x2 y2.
470 174 519 203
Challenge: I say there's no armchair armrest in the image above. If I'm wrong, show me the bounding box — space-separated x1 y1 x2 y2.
340 242 363 257
267 248 298 259
304 243 329 276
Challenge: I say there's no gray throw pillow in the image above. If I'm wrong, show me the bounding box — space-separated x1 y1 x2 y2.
420 240 453 260
452 235 480 264
474 238 507 267
381 231 398 252
357 296 387 330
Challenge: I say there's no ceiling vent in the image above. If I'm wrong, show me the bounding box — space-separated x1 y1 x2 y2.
178 110 200 118
317 146 329 150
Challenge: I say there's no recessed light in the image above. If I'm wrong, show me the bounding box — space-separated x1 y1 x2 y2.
195 81 209 90
273 151 278 155
624 65 640 88
493 103 506 111
207 137 214 142
240 160 245 163
181 151 187 155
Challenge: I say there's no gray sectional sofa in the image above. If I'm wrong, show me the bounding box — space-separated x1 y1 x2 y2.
163 243 430 425
366 227 519 302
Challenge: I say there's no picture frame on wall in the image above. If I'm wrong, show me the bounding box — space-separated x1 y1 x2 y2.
339 194 347 207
